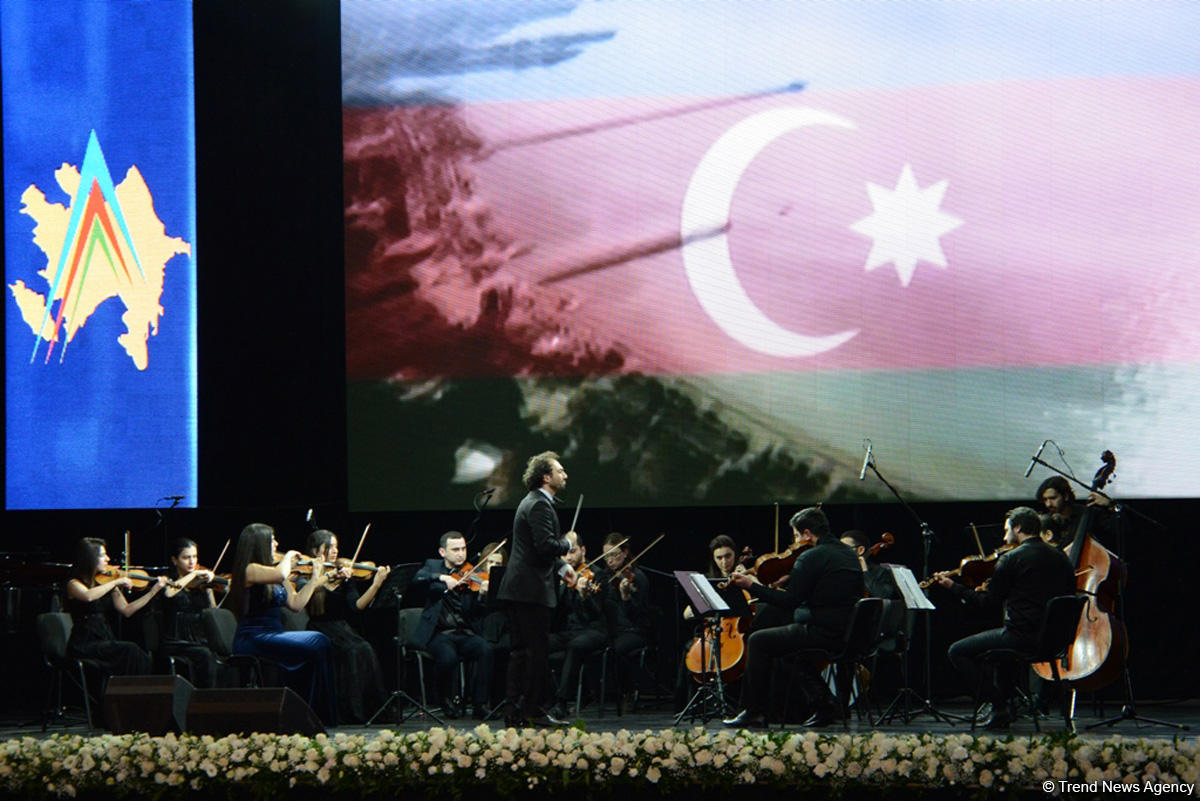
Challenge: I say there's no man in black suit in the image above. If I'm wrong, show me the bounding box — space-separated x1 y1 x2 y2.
936 505 1075 730
724 506 865 729
408 531 496 719
497 450 575 726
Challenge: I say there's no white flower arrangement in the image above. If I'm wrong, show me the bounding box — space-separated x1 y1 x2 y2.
0 726 1197 799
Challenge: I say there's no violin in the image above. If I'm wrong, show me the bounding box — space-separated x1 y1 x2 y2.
720 539 811 591
866 532 895 558
447 561 489 592
177 567 230 592
566 565 601 596
95 566 159 591
919 544 1014 590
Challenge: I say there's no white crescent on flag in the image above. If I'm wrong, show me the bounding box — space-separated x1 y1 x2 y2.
680 107 860 358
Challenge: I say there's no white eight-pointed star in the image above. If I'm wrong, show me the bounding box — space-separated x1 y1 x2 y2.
849 164 963 287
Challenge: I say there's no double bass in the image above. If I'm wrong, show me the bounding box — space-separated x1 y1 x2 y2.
1032 451 1128 690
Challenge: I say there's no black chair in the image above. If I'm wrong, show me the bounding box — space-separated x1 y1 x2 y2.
784 597 885 729
871 598 917 722
395 607 466 711
200 607 268 687
970 594 1088 733
35 612 98 730
142 610 192 683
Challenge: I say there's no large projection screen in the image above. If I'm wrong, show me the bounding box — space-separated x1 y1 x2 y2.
343 0 1200 510
3 1 197 509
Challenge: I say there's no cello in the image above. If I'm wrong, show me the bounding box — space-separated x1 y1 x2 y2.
1031 451 1128 691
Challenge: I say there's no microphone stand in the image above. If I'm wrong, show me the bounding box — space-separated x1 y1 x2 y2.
1029 456 1185 731
864 457 966 725
467 489 494 546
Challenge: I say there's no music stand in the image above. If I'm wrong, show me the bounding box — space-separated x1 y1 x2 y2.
673 571 740 725
367 585 445 726
874 565 964 725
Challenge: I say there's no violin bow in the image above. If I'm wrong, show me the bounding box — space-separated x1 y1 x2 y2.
350 523 371 566
569 494 583 533
969 523 985 557
773 502 780 554
123 530 132 585
459 538 508 584
210 539 231 574
582 537 629 573
608 533 666 584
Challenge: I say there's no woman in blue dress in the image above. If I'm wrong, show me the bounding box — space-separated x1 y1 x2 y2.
226 523 337 726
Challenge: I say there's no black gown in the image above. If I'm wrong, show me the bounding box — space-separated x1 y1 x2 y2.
160 587 221 687
66 592 151 677
302 580 386 723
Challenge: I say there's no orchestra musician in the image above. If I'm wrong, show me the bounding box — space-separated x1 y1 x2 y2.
595 531 651 714
497 451 575 728
839 530 900 600
934 506 1075 730
409 531 496 720
723 507 864 729
547 530 607 719
300 529 390 724
65 537 163 682
1036 475 1114 546
226 523 338 726
476 541 511 647
683 534 745 621
160 537 221 687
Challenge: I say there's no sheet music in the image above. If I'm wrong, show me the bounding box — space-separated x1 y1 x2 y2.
690 574 729 613
673 570 730 615
885 564 936 610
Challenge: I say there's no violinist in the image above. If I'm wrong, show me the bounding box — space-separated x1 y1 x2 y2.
409 531 495 720
840 530 900 600
934 506 1074 730
299 529 389 724
160 538 221 687
1037 476 1115 547
547 531 607 719
477 541 511 647
723 507 864 729
1039 512 1070 547
65 537 163 682
226 523 337 726
594 532 651 714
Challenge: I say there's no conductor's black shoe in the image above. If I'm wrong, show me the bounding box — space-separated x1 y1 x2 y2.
802 704 840 728
527 712 569 727
722 709 768 729
549 701 571 721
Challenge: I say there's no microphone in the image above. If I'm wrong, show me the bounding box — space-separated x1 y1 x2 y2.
858 441 873 481
482 488 497 496
1024 440 1049 478
161 495 185 501
305 508 318 530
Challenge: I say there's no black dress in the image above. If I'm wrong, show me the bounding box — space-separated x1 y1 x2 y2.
160 587 221 687
66 592 151 677
303 580 385 723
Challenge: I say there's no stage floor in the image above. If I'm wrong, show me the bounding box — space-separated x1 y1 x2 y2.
6 699 1196 741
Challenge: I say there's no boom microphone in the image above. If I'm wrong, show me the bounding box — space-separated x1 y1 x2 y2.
858 441 873 481
1024 440 1049 478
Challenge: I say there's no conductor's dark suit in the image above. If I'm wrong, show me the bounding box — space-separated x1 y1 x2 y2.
498 488 570 720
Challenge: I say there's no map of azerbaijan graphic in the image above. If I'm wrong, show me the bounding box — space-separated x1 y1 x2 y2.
8 131 190 370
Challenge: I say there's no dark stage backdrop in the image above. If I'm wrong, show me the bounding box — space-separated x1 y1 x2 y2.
1 2 1197 712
